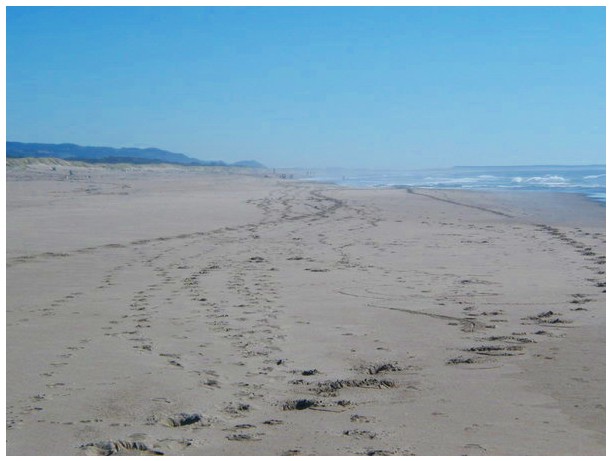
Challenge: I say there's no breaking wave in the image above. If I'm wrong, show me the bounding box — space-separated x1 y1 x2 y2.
307 165 605 205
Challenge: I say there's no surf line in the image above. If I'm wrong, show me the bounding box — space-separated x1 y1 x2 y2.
404 189 514 218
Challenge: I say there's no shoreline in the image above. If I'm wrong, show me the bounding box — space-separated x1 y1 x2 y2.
6 166 605 455
301 179 606 207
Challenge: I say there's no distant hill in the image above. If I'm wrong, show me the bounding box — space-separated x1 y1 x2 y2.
6 142 266 168
230 160 267 169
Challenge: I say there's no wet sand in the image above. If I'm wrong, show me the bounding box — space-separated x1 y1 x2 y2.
6 162 605 455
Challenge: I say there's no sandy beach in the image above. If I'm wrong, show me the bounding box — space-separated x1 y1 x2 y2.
6 162 605 455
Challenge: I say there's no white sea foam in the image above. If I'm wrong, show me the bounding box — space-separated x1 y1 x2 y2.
513 175 567 185
308 165 605 204
584 174 606 179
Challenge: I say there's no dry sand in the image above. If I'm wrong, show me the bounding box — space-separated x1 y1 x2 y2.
6 162 605 455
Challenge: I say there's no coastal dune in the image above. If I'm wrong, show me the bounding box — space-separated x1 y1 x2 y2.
6 164 605 455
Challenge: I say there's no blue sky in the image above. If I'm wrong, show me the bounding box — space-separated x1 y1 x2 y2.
7 7 605 169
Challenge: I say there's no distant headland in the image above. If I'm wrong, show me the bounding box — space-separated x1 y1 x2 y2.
6 141 266 169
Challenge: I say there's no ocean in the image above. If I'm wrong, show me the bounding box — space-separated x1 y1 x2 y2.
305 165 606 205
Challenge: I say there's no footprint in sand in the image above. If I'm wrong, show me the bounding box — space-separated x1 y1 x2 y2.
80 440 164 456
